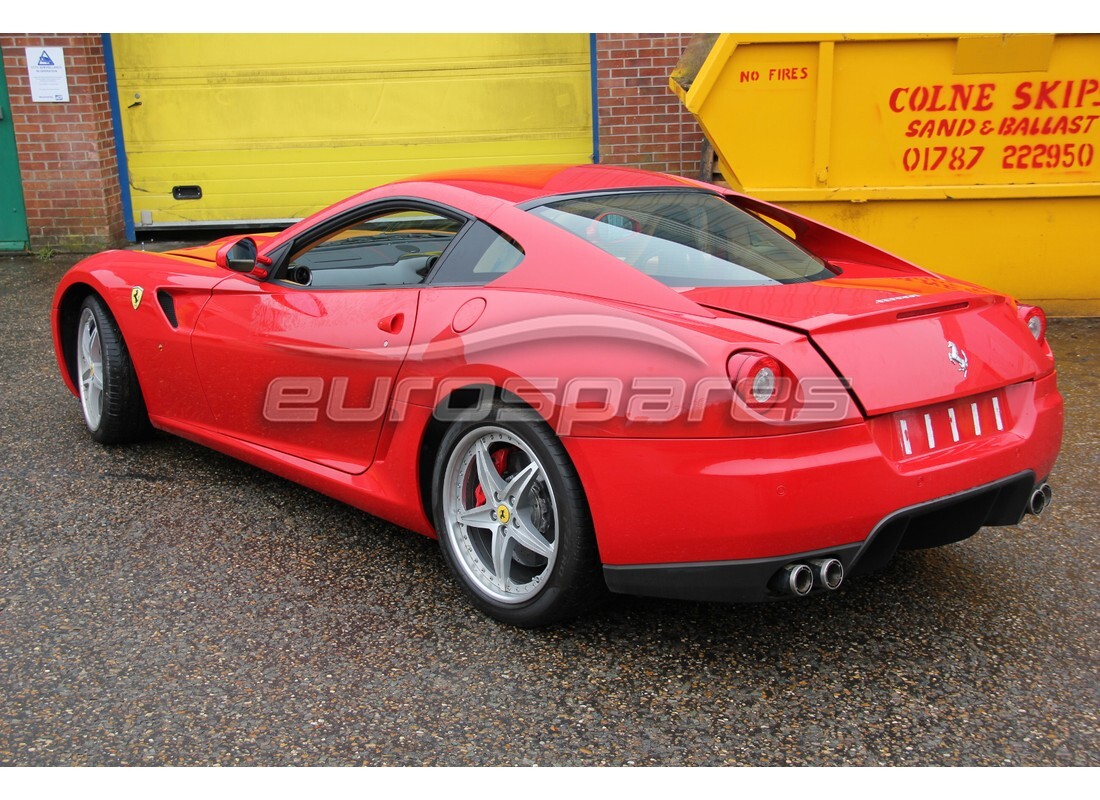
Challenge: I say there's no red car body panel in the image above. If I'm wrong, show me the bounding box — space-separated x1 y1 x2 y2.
567 372 1062 565
51 164 1064 603
690 280 1050 415
191 275 419 473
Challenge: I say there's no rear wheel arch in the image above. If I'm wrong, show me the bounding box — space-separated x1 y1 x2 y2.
418 383 528 527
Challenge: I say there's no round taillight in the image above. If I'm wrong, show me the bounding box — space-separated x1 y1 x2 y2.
1020 305 1047 343
728 352 785 409
748 359 780 404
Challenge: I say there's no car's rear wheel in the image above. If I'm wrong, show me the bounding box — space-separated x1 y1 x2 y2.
433 405 602 627
75 295 150 444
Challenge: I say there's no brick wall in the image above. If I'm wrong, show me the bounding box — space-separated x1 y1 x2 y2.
594 33 705 177
1 35 125 251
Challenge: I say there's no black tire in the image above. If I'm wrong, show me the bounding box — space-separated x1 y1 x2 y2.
74 294 151 444
432 404 604 627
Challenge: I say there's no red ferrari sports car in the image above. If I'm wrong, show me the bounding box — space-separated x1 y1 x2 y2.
52 164 1063 626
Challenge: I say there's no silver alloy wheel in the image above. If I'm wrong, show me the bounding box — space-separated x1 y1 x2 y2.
76 306 104 431
442 425 559 604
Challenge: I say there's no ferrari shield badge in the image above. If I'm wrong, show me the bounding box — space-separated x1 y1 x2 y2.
131 286 144 310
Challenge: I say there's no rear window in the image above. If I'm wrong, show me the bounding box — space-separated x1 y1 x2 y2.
528 191 832 287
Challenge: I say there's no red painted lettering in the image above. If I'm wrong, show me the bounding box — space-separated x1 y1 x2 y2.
1014 82 1033 110
768 66 808 81
890 87 906 113
890 83 998 113
901 146 984 172
999 114 1100 136
949 84 974 110
1077 78 1100 107
974 83 995 111
1034 81 1059 109
903 118 979 138
926 85 947 112
1013 78 1100 110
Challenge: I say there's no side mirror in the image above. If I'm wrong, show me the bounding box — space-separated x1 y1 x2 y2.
215 236 260 273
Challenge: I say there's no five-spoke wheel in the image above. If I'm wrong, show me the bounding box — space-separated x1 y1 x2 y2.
73 295 150 444
434 406 601 626
76 304 105 432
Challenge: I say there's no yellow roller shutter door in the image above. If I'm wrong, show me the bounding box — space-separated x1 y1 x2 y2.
112 34 594 227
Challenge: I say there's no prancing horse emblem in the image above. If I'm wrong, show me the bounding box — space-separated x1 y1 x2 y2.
131 286 144 310
947 341 968 377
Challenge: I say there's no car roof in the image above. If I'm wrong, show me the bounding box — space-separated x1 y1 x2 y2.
394 163 710 205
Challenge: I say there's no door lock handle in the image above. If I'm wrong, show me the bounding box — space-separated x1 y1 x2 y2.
377 313 404 334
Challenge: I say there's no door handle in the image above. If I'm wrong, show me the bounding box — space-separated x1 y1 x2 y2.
377 313 404 334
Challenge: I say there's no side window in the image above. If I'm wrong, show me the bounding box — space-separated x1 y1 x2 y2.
430 220 525 286
282 208 464 289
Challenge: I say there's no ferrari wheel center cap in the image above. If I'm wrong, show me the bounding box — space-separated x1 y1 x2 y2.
496 504 511 524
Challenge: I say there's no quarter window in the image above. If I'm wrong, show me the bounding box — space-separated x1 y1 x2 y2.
428 220 525 286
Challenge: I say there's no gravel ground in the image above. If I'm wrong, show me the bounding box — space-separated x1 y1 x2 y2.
0 254 1096 766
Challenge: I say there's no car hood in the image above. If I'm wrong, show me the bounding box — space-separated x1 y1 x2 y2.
685 272 1049 415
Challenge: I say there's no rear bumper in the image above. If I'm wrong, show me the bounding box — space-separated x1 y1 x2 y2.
602 470 1040 602
562 373 1063 598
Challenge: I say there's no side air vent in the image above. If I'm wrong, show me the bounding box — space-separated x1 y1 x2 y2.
156 290 179 328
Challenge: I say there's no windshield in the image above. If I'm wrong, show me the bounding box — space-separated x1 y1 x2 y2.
528 191 833 288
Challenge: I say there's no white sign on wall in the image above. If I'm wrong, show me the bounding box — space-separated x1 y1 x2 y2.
25 47 70 102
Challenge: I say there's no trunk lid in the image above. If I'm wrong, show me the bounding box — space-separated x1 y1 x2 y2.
685 273 1047 415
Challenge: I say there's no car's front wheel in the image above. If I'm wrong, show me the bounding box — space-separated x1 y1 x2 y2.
75 294 150 444
433 406 602 627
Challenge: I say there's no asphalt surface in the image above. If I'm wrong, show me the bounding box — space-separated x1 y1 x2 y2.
0 253 1096 766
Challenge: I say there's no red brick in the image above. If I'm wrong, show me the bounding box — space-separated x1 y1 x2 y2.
2 33 126 250
595 33 705 176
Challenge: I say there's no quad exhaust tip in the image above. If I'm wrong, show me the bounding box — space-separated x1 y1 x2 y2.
772 558 844 596
773 482 1051 598
809 558 845 591
774 563 814 596
1028 483 1053 516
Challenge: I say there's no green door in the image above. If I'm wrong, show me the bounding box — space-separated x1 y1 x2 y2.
0 58 29 251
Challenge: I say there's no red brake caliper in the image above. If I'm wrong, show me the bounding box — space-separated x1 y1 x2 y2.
473 447 510 507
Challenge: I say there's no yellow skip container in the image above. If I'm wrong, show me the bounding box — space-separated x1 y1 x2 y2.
671 34 1100 316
